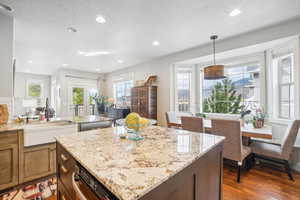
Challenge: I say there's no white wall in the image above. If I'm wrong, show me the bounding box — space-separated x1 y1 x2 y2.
104 17 300 126
0 12 14 114
14 72 51 115
54 68 104 117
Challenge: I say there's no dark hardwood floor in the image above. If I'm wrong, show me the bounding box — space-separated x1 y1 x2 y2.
223 164 300 200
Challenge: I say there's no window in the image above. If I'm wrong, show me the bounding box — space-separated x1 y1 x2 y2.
113 80 133 106
88 88 98 105
26 80 44 98
175 68 192 112
72 87 84 105
272 52 295 119
202 62 260 114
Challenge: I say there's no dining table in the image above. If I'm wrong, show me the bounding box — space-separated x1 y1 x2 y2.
170 119 272 145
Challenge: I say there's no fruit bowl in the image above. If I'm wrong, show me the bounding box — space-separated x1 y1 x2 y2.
116 113 157 141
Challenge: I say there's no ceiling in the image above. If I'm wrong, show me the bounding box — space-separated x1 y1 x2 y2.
1 0 300 75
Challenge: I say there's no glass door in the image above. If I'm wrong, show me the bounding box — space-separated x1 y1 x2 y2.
68 86 98 116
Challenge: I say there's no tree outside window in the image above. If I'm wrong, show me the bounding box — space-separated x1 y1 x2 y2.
72 88 84 105
202 63 260 114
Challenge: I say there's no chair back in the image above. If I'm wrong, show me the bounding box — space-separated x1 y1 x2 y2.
211 119 243 162
181 116 204 133
165 112 177 125
281 120 300 160
165 112 192 128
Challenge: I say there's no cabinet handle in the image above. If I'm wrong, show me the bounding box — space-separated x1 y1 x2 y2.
61 154 68 162
61 165 68 174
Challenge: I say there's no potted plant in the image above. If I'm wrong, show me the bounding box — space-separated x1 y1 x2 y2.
252 108 266 128
93 95 109 114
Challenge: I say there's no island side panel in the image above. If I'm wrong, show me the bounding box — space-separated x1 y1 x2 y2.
56 142 76 200
139 142 223 200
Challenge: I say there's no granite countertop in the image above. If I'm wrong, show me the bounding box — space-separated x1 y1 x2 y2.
0 115 112 133
65 115 112 123
56 126 225 200
0 123 24 132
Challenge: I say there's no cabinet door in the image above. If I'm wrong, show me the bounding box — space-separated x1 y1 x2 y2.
131 87 140 113
138 87 149 118
19 143 56 183
0 144 19 190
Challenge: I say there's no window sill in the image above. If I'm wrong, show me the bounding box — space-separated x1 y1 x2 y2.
268 118 292 125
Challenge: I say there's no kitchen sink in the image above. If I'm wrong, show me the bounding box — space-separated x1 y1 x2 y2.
23 120 78 147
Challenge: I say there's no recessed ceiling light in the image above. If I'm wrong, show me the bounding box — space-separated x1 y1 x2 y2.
229 9 242 17
117 59 124 64
152 41 160 46
96 15 106 24
62 64 69 67
27 60 33 64
0 3 14 12
78 51 112 57
67 27 77 33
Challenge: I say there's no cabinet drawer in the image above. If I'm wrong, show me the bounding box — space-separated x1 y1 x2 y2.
0 132 18 146
57 143 73 165
58 180 72 200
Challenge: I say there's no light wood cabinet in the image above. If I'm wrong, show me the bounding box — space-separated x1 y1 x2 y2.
0 129 57 191
19 143 56 183
0 131 19 190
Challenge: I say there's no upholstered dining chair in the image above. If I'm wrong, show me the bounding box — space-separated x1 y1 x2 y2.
165 112 193 128
181 116 204 133
211 119 252 182
251 120 300 181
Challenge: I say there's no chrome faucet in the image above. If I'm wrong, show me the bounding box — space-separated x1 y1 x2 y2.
45 97 50 122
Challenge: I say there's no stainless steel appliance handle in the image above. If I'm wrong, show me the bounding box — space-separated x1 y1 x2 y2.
72 173 88 200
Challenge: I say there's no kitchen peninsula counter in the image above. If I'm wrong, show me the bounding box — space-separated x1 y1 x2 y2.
56 126 225 200
0 115 112 133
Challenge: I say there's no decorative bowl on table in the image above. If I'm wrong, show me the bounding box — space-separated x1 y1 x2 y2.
117 113 156 141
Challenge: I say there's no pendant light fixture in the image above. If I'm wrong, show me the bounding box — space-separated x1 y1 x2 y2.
204 35 226 80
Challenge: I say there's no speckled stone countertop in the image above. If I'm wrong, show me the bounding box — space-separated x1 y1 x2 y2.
66 115 112 123
0 115 112 133
56 126 225 200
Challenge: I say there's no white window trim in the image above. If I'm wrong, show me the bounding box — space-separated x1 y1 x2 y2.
173 65 196 113
267 37 300 122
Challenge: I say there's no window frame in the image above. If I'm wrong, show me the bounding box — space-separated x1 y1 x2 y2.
113 80 134 106
198 53 266 114
268 43 298 121
173 65 196 113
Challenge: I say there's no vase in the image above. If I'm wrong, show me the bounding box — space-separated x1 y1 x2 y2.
253 119 264 128
97 103 106 114
0 104 9 125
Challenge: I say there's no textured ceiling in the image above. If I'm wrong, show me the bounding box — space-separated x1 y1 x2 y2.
1 0 300 74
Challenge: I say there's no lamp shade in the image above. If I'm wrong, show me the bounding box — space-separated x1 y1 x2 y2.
204 65 226 80
204 35 226 80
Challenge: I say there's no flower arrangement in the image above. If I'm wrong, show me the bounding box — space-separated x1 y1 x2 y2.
252 108 266 128
93 94 109 114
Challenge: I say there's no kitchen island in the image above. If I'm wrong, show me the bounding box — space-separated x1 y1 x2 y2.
56 126 225 200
